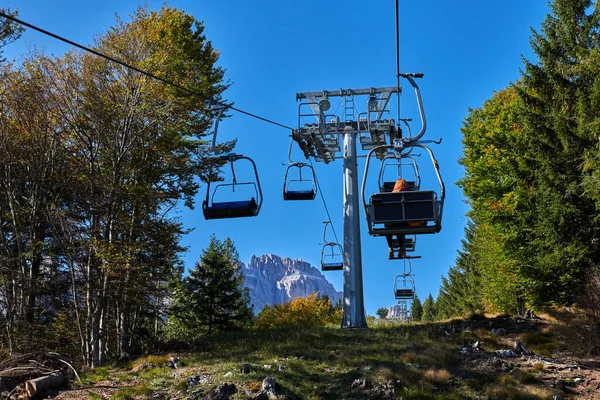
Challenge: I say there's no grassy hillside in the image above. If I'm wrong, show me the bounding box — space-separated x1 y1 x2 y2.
55 312 599 400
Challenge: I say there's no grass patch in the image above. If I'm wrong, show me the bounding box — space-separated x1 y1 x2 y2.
80 366 111 385
86 392 103 400
521 331 559 357
112 383 153 400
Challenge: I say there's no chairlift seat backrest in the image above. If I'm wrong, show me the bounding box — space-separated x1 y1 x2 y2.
202 198 258 220
284 189 316 201
395 289 414 299
368 190 440 235
322 262 344 271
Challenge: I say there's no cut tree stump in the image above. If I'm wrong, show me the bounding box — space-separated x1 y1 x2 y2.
25 371 64 398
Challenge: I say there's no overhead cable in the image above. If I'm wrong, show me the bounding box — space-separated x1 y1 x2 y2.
0 11 295 131
309 157 340 245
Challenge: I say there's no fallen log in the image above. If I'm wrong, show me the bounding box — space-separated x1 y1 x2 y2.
25 371 64 398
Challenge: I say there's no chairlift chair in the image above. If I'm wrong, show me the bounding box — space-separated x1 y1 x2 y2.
320 221 343 271
202 108 263 220
202 153 263 219
394 274 415 300
362 143 444 236
321 242 344 271
283 138 318 200
283 162 317 200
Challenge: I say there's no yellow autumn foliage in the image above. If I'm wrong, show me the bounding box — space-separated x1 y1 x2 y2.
254 293 338 329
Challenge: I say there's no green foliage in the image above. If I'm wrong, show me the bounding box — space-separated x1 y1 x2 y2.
254 293 337 329
450 0 600 315
0 8 23 62
421 294 437 322
166 236 251 340
376 307 389 319
410 295 423 321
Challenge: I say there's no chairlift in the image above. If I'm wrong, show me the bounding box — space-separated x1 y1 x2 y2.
394 274 415 300
320 221 343 271
360 74 444 236
283 139 317 200
202 108 263 220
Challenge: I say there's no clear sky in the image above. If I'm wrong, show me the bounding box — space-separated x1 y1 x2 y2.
3 1 550 316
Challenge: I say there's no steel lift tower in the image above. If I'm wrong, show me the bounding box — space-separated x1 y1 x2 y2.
294 88 400 328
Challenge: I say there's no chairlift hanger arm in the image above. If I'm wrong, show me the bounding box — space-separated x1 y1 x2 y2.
399 74 427 143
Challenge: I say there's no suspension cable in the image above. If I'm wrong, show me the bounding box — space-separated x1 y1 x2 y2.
395 0 401 136
309 157 340 245
0 11 295 131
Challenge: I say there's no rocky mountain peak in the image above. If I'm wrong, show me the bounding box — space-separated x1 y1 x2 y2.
242 254 342 313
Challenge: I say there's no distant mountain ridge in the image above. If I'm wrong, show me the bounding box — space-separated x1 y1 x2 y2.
241 254 343 313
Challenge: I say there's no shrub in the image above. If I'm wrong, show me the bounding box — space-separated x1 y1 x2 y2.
254 293 335 329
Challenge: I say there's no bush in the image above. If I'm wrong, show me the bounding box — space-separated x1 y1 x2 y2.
254 293 337 329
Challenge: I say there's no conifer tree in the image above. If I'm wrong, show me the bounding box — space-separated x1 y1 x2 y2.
410 295 423 322
515 0 600 306
376 307 389 319
421 294 437 322
167 236 251 340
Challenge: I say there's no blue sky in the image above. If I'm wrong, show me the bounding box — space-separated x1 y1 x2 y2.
3 1 550 316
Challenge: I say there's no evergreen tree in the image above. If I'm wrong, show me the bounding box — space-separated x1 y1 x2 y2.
376 307 389 319
421 294 437 322
410 295 423 322
515 0 600 307
167 236 251 340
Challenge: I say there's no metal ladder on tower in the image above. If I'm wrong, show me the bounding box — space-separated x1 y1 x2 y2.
344 93 355 122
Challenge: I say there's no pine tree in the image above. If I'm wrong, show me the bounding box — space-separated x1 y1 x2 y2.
410 295 423 322
515 0 600 307
421 294 437 322
376 307 389 319
167 236 251 340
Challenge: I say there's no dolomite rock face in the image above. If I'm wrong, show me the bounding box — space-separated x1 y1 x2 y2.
386 304 410 321
241 254 342 313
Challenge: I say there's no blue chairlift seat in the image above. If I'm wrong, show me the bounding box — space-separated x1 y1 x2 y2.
203 197 258 220
284 189 316 201
322 262 344 271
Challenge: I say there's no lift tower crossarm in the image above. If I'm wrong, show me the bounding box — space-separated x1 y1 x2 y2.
296 87 400 101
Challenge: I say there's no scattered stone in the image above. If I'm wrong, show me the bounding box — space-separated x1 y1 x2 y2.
206 383 237 400
407 343 415 350
351 378 373 390
187 374 210 388
523 309 540 319
472 341 482 350
553 379 566 391
552 396 564 400
167 357 179 369
240 364 253 374
278 365 287 371
574 377 584 383
262 377 277 394
495 349 519 358
490 328 507 336
371 379 396 399
263 364 272 370
514 341 534 355
223 371 233 377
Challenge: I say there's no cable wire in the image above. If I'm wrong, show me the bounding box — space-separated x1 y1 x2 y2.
309 157 340 245
395 0 401 135
0 11 295 131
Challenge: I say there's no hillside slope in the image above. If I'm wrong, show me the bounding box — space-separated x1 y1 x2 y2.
38 311 600 399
